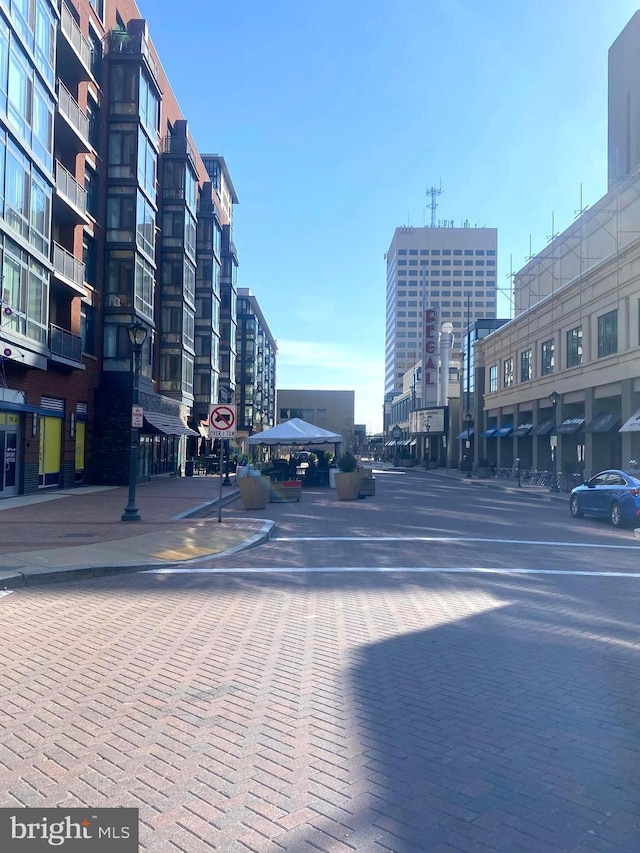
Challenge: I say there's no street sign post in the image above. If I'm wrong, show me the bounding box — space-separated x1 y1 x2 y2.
209 405 237 522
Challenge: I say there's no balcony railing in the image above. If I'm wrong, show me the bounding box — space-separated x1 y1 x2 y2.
49 323 82 363
57 80 89 141
108 30 159 84
163 134 197 165
52 242 85 291
60 2 92 71
55 161 87 214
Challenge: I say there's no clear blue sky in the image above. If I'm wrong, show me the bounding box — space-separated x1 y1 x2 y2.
138 0 638 434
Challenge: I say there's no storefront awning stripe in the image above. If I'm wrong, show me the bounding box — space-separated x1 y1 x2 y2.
585 412 621 433
143 411 199 436
532 418 555 436
513 423 533 437
557 417 585 434
455 428 474 440
619 409 640 432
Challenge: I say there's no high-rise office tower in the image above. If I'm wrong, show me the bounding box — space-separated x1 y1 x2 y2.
608 10 640 189
385 226 498 397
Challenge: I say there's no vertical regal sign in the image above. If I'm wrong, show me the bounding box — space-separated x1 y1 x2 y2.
421 307 439 408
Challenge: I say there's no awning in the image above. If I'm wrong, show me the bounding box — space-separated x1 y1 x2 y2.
619 409 640 433
0 400 50 415
384 440 396 447
409 439 417 446
480 428 497 438
456 428 474 440
143 411 199 436
513 423 533 437
532 418 554 436
557 417 585 435
585 412 621 433
495 425 514 437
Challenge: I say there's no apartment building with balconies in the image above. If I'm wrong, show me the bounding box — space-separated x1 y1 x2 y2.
236 288 277 439
0 0 239 495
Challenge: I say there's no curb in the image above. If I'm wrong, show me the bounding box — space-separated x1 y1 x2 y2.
0 516 275 592
397 466 570 501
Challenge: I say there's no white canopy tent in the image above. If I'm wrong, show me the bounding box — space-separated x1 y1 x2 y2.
247 418 342 448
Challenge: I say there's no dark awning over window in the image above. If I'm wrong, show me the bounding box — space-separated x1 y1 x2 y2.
513 423 533 437
532 418 554 436
143 411 199 436
584 412 621 433
456 428 474 440
557 417 585 435
480 427 497 438
495 425 514 437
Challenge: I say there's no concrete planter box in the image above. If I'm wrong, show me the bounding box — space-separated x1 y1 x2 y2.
334 471 361 501
237 475 271 509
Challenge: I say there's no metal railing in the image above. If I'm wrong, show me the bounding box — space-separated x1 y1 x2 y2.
108 30 159 83
57 80 89 141
60 2 92 70
49 323 82 362
52 242 85 290
55 161 87 214
163 134 197 164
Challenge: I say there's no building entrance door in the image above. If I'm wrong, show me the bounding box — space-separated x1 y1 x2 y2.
0 429 19 497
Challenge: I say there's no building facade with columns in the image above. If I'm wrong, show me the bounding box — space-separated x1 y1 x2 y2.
476 173 640 479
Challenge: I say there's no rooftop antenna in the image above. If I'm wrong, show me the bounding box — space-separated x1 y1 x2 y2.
426 182 442 228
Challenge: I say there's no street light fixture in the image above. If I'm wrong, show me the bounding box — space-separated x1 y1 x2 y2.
548 390 560 493
121 321 148 522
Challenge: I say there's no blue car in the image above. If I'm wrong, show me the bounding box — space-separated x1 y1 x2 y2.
569 468 640 527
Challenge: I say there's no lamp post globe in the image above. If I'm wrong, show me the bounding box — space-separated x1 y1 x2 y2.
121 322 148 522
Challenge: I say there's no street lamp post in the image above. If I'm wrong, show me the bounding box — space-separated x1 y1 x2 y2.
425 422 431 470
549 390 560 493
464 412 473 478
121 322 148 522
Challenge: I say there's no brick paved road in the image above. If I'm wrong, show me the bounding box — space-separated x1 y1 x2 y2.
1 568 639 852
1 473 639 851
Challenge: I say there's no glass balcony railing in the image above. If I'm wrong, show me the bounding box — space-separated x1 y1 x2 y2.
57 80 89 141
55 161 87 214
60 2 92 72
52 242 85 292
49 323 82 362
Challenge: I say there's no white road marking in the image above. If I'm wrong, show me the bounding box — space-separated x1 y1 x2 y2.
149 566 640 578
273 535 640 550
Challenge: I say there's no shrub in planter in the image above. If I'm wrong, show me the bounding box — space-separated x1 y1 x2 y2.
337 452 358 472
335 452 360 500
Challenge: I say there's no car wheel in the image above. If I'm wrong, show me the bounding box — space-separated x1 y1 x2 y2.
570 495 583 518
610 501 624 528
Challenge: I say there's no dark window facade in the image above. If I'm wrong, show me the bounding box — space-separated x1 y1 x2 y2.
541 339 555 375
566 326 582 368
597 309 617 358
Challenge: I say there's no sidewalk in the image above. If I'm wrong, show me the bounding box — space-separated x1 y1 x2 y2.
0 475 272 590
381 459 572 501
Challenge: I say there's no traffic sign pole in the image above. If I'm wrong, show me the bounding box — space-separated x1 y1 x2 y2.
208 405 237 523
